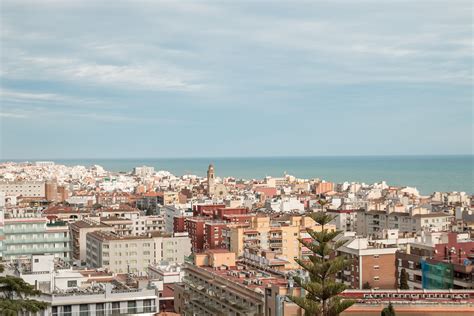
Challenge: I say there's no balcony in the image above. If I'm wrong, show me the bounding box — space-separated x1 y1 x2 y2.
4 237 70 244
4 228 46 234
4 247 70 255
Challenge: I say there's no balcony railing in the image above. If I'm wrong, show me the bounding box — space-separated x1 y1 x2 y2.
4 247 70 255
4 237 70 244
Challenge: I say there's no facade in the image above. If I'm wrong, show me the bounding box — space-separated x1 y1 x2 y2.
1 216 71 261
69 219 115 263
157 191 180 206
328 209 358 232
133 166 155 177
86 231 191 274
186 217 207 253
163 205 192 233
42 286 158 316
337 237 398 289
396 232 474 289
356 210 453 237
0 180 46 198
174 256 302 316
12 254 159 316
224 215 334 269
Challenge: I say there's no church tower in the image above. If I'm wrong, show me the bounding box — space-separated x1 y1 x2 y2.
207 164 215 196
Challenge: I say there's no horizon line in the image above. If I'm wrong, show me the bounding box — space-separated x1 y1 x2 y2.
1 153 473 161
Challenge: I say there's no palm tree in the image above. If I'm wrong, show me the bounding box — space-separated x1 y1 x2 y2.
0 275 49 315
289 200 354 316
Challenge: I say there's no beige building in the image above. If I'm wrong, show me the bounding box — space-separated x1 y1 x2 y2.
356 210 453 237
194 249 236 268
86 231 191 274
69 219 115 263
223 215 335 269
0 180 45 198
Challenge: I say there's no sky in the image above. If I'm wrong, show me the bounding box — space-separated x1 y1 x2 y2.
0 0 472 159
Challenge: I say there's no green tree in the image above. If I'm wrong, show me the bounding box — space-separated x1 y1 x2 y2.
0 275 49 316
399 268 409 290
381 302 396 316
363 281 372 289
289 205 355 316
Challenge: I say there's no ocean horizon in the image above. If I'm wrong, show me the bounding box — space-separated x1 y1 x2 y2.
2 155 472 195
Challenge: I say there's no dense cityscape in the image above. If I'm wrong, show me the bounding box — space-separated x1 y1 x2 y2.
0 160 472 315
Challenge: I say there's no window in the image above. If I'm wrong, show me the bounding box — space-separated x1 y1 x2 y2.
80 304 89 316
373 255 379 259
128 301 137 314
96 303 105 316
63 305 72 316
374 276 380 281
143 299 153 312
67 280 77 287
374 265 379 270
52 306 58 316
112 302 120 315
34 258 39 263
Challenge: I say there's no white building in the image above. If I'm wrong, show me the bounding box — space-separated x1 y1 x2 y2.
265 196 305 213
162 205 193 233
133 166 155 177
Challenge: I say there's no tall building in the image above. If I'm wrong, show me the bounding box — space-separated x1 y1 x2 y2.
207 164 215 196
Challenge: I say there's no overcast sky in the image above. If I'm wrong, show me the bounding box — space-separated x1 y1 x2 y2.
0 0 472 159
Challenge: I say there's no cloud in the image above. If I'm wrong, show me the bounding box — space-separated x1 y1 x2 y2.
2 55 204 92
0 111 29 119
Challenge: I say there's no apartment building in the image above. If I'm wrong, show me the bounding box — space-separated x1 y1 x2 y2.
396 232 474 289
327 209 357 232
356 210 453 237
224 215 334 269
163 205 193 233
132 215 165 235
174 256 302 316
186 217 208 253
133 166 155 177
337 237 398 290
157 191 180 206
1 216 71 261
12 254 159 315
69 219 115 263
86 231 191 274
0 180 46 198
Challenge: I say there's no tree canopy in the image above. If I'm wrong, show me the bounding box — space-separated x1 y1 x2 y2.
0 275 49 316
289 203 355 316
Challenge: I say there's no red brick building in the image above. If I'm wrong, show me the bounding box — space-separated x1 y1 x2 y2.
204 222 228 250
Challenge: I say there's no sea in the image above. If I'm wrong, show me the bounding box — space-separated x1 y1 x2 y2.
5 155 472 196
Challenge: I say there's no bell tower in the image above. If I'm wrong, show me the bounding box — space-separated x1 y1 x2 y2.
207 164 215 196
